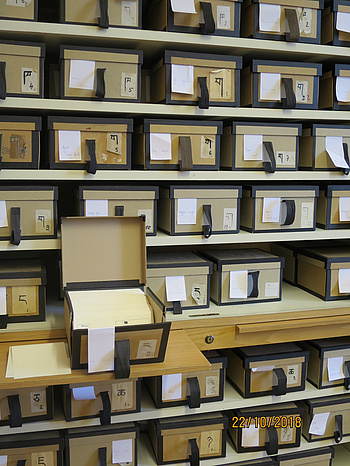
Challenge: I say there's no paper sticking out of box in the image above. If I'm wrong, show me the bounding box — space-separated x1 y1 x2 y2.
262 197 281 223
0 202 8 228
339 197 350 221
336 77 350 102
170 0 196 14
325 136 349 168
0 288 6 316
171 65 194 95
260 73 281 101
166 275 186 302
88 327 115 373
244 134 263 161
58 130 82 161
162 373 182 400
327 356 345 381
72 386 97 400
85 199 108 217
229 270 248 299
259 4 281 32
336 12 350 33
69 60 95 90
242 424 260 447
338 269 350 294
150 133 172 160
251 366 275 372
112 438 133 464
177 198 197 225
0 457 7 466
309 412 330 436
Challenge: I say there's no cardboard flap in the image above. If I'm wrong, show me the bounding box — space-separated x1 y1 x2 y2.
297 247 350 269
61 217 146 288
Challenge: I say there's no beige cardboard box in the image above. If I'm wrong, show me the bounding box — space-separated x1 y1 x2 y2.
0 0 38 21
320 65 350 110
322 0 350 46
316 185 350 229
278 447 334 465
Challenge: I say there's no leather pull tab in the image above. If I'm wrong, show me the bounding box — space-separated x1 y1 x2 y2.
266 426 278 455
17 461 26 466
248 271 260 298
172 301 182 315
86 140 97 174
202 205 212 239
179 136 193 171
99 391 111 425
262 141 276 173
96 68 106 100
0 62 6 100
285 8 300 42
281 200 296 226
0 315 7 329
189 438 200 466
199 2 215 34
344 361 350 390
115 206 124 216
343 142 350 175
8 394 22 428
335 414 343 443
98 447 107 466
272 368 287 396
98 0 109 28
10 207 21 246
115 339 130 379
187 377 201 409
282 78 296 109
198 77 209 109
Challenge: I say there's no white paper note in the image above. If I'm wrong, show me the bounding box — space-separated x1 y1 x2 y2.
121 0 137 26
30 390 46 413
259 4 281 32
287 365 299 384
217 5 231 29
296 80 308 103
0 457 7 466
0 288 6 316
0 201 7 228
206 375 219 396
336 76 350 102
72 386 97 401
162 373 182 400
244 134 263 161
336 12 350 33
166 275 186 302
58 131 81 161
299 8 312 34
150 133 172 160
85 200 108 217
5 347 13 379
229 270 248 299
69 60 95 90
265 282 279 297
339 197 350 221
325 136 348 168
328 356 345 381
223 208 237 230
309 412 330 436
112 438 133 464
22 68 38 93
170 0 196 13
251 366 275 372
7 0 31 5
177 198 197 225
301 202 314 228
88 327 115 373
262 197 281 223
242 424 260 447
171 64 194 94
260 73 281 101
339 269 350 294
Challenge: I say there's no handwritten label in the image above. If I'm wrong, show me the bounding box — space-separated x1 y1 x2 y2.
244 134 263 161
171 64 194 95
166 275 186 302
177 198 197 225
209 69 232 100
170 0 196 14
192 283 206 305
217 5 231 29
309 412 330 436
112 438 133 464
136 339 157 359
138 209 153 232
30 390 46 413
336 77 350 102
106 133 122 155
339 197 350 221
328 356 345 381
201 136 215 159
336 12 350 33
296 80 308 103
260 73 281 101
242 424 260 447
31 453 54 466
112 380 134 410
85 199 108 217
223 207 237 230
206 375 219 396
21 68 37 93
121 0 137 26
299 8 313 34
200 430 220 455
58 130 81 161
162 373 182 400
276 151 295 166
35 209 52 234
150 133 172 160
280 425 294 443
121 72 137 98
7 0 32 5
262 197 281 223
300 202 314 228
69 60 95 90
326 136 348 169
287 365 299 385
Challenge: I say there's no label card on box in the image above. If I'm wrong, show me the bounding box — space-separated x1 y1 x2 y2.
150 133 172 160
162 373 182 400
252 366 275 372
121 72 137 98
223 207 237 230
265 282 279 297
138 209 153 232
136 339 157 359
339 197 350 221
192 283 206 305
72 386 97 401
30 390 46 413
69 60 95 90
260 73 281 101
328 356 345 381
259 4 281 32
112 438 133 464
85 199 108 217
22 68 37 93
262 197 281 223
31 452 54 466
244 134 263 161
35 209 52 234
7 0 32 5
217 5 231 29
325 136 348 168
299 8 312 34
229 270 248 299
0 201 7 228
177 198 197 225
336 77 350 102
200 430 221 455
171 65 194 95
309 412 330 436
338 269 350 294
276 151 295 166
336 12 350 33
296 81 308 103
112 380 134 410
0 288 6 316
206 375 219 396
201 136 215 158
107 133 122 155
58 130 82 161
280 426 293 443
300 202 314 228
209 69 232 100
242 424 260 447
287 365 299 385
0 457 6 466
170 0 196 13
166 275 186 302
121 0 137 26
87 327 115 373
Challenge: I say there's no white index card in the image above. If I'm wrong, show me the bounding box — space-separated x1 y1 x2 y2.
72 386 97 400
0 288 6 316
325 136 348 168
309 412 330 436
339 269 350 294
336 77 350 102
229 270 248 299
69 60 95 90
85 200 108 217
88 327 115 373
166 275 186 302
328 356 345 381
0 202 7 228
336 12 350 33
251 366 275 372
262 197 281 223
171 64 194 94
259 4 281 32
242 424 260 447
244 134 263 161
112 438 133 464
162 373 182 400
339 197 350 221
260 73 281 101
177 198 197 225
58 131 82 161
170 0 196 13
150 133 172 160
0 457 7 466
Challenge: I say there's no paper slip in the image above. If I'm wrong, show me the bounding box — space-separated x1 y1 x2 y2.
336 77 350 102
88 327 115 373
171 65 194 95
72 386 97 401
217 5 231 29
0 201 7 228
5 347 13 379
58 131 82 162
166 275 186 302
309 412 330 436
244 134 263 161
0 457 6 466
336 12 350 33
170 0 196 13
328 356 345 381
162 374 182 401
262 197 281 223
265 282 279 297
85 199 108 217
0 288 6 316
339 197 350 221
112 438 133 464
251 366 275 372
150 133 172 160
177 198 197 225
259 4 281 32
325 136 348 168
229 270 248 299
260 73 281 101
338 269 350 294
69 60 95 90
242 424 260 447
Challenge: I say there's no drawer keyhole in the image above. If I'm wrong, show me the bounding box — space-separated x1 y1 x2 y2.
205 335 214 344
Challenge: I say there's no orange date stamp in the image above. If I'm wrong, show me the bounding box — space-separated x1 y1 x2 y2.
231 416 302 429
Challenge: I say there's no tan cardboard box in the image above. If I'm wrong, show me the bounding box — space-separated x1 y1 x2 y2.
320 65 350 110
322 0 350 46
0 0 38 21
278 447 334 465
316 185 350 229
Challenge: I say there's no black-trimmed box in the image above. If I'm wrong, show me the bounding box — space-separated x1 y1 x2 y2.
199 248 284 306
158 185 242 237
60 0 141 28
147 0 242 37
65 423 139 466
316 185 350 229
77 186 159 236
0 430 64 465
241 0 322 43
146 252 212 315
63 378 141 423
320 65 350 110
47 116 133 171
229 402 303 454
277 447 334 465
241 59 322 109
322 0 350 46
240 185 319 233
61 216 171 372
0 186 58 244
0 40 45 99
58 45 143 102
150 50 242 107
224 343 308 398
221 121 302 172
145 351 226 409
233 460 277 465
0 0 38 21
148 413 228 464
296 247 350 300
133 119 222 171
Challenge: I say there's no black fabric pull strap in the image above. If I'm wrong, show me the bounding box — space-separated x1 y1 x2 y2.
115 339 130 379
96 68 106 100
262 141 276 173
189 438 199 466
281 200 296 226
187 377 201 409
172 301 182 315
86 139 97 174
179 136 193 171
335 414 343 443
0 315 7 329
99 391 111 425
248 271 260 298
281 77 296 109
342 142 350 175
8 394 22 428
98 447 107 466
198 77 209 109
199 2 215 34
202 205 212 239
272 368 287 396
0 62 6 100
10 207 21 246
115 206 124 216
285 8 300 42
98 0 109 28
17 461 26 466
344 360 350 390
265 426 278 455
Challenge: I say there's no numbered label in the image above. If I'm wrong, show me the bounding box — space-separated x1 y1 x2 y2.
276 151 295 167
121 73 137 98
206 375 219 396
136 339 157 359
10 286 37 316
295 80 309 103
138 209 153 232
217 5 231 30
201 136 215 159
200 430 221 455
191 283 206 305
287 365 299 385
107 132 123 155
31 451 54 466
122 0 137 26
223 207 237 230
30 390 46 413
35 209 52 234
298 8 312 34
112 380 134 411
21 68 38 93
209 69 232 100
7 0 32 7
8 134 28 159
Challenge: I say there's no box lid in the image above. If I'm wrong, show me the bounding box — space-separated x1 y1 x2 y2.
309 123 350 137
235 401 301 416
0 260 46 285
254 0 322 7
335 64 350 76
307 337 350 355
143 119 223 135
164 50 243 70
245 185 319 198
66 422 138 439
200 248 284 271
147 252 212 272
0 116 42 132
305 393 350 409
61 217 146 289
233 343 308 368
47 116 133 132
275 447 334 463
323 184 350 198
0 186 58 201
79 186 159 201
230 121 302 137
60 45 143 65
332 0 350 12
0 430 63 449
252 59 322 76
0 39 45 58
297 247 350 269
165 185 242 200
155 412 228 435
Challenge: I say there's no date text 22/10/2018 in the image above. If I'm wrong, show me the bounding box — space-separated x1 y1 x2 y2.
231 416 302 429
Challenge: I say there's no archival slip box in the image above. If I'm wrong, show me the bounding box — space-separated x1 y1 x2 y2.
320 64 350 110
316 184 350 229
322 0 350 46
0 0 38 21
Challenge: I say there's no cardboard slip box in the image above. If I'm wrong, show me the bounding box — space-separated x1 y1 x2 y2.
0 40 45 100
61 216 170 376
223 342 309 398
133 119 222 171
241 0 322 43
47 116 133 172
148 412 228 464
65 423 138 466
221 121 302 172
241 59 322 109
296 247 350 300
158 185 242 237
229 402 303 454
277 447 334 466
57 45 143 102
149 50 242 108
233 459 277 465
322 0 350 46
240 185 319 233
145 350 226 409
63 378 141 423
320 65 350 110
78 185 159 236
0 0 38 21
60 0 141 29
199 248 284 305
316 185 350 229
147 0 242 37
